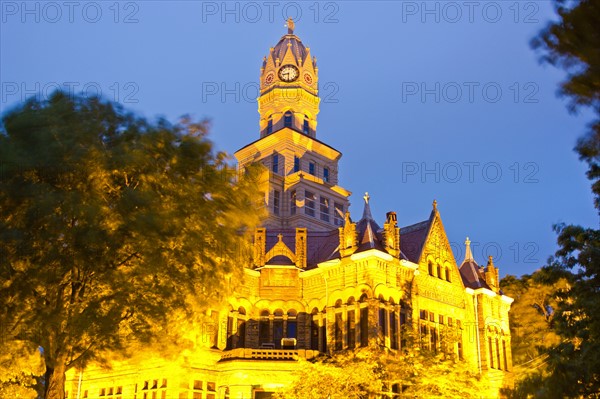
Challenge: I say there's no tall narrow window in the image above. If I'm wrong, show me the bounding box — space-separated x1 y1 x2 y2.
360 306 369 347
290 190 297 215
489 337 494 369
293 156 300 172
320 322 327 353
284 111 293 128
390 310 398 350
273 190 280 216
347 309 356 349
310 312 319 350
226 315 234 350
267 118 273 134
272 154 279 174
305 191 315 217
334 202 344 226
428 261 434 276
335 312 343 351
303 117 309 134
379 307 387 341
308 162 316 176
287 310 297 339
237 318 246 348
259 311 270 347
502 340 508 370
323 167 330 183
437 264 442 279
273 310 283 349
496 338 501 371
320 197 330 222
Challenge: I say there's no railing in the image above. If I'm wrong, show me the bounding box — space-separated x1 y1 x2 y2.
219 348 320 362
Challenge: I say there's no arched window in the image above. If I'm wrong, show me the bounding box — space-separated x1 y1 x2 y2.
259 310 270 347
310 308 319 350
237 307 246 348
446 267 451 282
226 307 234 350
428 261 434 276
437 263 442 279
267 117 273 134
359 294 369 347
287 309 297 339
347 297 356 349
334 300 343 350
273 309 284 349
284 111 293 128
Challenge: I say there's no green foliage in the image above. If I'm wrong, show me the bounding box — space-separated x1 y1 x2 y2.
0 340 44 399
532 0 600 209
0 92 263 399
508 1 600 396
500 271 568 368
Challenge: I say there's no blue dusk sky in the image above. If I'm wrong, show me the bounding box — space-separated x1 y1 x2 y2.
2 1 597 277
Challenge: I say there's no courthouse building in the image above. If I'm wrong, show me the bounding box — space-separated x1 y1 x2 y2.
65 21 514 399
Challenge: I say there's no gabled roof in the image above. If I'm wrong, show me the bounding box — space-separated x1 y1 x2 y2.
458 238 491 290
355 194 386 253
264 229 339 268
459 259 490 290
399 219 431 263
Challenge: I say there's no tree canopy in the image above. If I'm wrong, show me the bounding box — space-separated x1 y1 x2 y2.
506 0 600 396
0 92 263 399
276 338 488 399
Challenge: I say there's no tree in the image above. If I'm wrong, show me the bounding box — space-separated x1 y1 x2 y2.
532 0 600 208
0 92 263 399
276 338 488 399
500 271 569 369
513 0 600 396
0 339 44 399
499 270 572 398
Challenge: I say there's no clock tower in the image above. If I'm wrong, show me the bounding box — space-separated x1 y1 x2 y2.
235 19 351 231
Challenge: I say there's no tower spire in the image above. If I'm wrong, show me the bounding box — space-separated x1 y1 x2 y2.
464 237 474 262
362 192 373 220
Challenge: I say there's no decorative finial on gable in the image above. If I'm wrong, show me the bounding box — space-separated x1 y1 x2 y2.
432 199 437 211
362 192 373 220
464 237 474 263
287 17 295 34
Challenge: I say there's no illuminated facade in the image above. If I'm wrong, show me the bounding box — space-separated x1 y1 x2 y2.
65 20 514 399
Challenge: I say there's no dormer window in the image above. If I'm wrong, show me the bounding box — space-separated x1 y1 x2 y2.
284 111 293 128
303 117 309 134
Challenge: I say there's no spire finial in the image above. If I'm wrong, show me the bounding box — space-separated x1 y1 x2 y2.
487 255 495 268
362 192 373 220
287 17 295 34
432 199 437 211
464 237 474 263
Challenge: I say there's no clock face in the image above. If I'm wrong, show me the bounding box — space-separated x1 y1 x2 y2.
304 73 313 85
265 72 275 85
278 65 299 82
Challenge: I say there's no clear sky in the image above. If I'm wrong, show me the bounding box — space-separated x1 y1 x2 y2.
2 1 597 277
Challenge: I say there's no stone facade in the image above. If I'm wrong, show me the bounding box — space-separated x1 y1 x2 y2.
65 20 514 399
